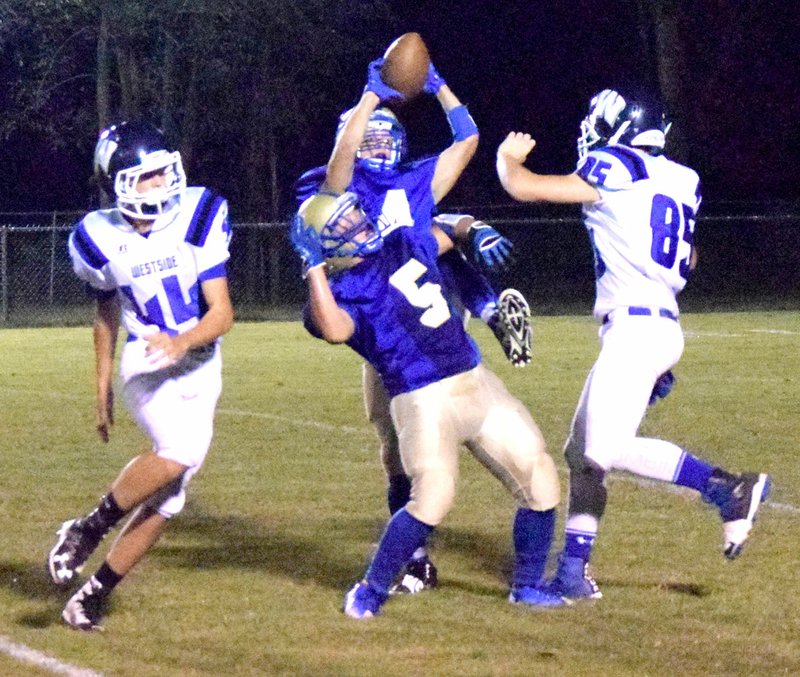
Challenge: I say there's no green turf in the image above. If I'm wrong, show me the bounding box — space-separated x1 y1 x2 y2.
0 312 798 676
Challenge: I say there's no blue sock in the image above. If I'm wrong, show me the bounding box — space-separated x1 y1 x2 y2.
512 507 556 588
674 453 714 492
564 529 596 561
366 508 434 593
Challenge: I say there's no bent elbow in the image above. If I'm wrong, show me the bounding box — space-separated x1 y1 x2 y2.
321 327 351 344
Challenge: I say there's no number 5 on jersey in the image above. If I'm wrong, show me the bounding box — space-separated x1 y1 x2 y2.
389 259 451 328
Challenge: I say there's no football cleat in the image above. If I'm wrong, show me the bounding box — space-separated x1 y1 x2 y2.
344 580 388 619
62 576 107 631
509 585 572 608
490 289 532 367
48 519 100 585
390 556 438 595
545 555 603 601
720 473 771 560
701 469 771 559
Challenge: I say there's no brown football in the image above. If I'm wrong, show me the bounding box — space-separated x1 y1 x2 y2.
379 33 431 100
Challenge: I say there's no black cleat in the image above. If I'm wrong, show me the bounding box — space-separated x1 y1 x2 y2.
48 519 99 585
489 289 532 367
62 576 107 631
390 556 438 595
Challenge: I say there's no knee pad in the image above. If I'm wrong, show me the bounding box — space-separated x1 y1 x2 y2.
145 469 193 519
405 469 456 527
568 461 607 520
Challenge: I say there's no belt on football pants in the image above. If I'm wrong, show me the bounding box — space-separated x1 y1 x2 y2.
602 306 678 324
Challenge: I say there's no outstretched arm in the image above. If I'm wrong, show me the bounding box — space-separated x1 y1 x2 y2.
425 65 479 204
496 131 600 204
325 60 406 194
325 91 381 194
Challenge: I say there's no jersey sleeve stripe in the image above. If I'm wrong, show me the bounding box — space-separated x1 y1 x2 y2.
602 146 649 182
185 190 225 247
198 262 228 282
71 222 109 270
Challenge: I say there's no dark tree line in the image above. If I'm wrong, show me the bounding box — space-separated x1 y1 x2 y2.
0 0 396 218
0 1 796 218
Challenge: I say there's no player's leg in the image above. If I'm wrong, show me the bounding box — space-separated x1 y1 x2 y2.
362 362 437 593
549 363 606 601
362 362 406 511
600 318 771 559
58 346 222 630
345 377 460 618
48 449 187 585
552 317 682 598
463 366 566 607
61 505 168 631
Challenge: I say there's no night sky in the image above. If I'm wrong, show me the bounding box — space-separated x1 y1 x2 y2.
378 1 799 207
1 1 797 213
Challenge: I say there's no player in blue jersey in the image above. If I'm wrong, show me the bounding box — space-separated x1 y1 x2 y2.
290 63 568 618
496 88 771 601
295 60 531 594
47 121 234 630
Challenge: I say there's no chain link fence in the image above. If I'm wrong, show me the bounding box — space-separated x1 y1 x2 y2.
1 206 798 328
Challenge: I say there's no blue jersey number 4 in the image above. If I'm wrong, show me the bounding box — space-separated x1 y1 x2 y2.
143 275 199 329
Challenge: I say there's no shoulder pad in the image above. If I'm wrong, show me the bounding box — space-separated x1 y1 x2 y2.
185 188 227 246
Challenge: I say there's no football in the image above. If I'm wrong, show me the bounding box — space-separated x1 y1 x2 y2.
379 33 430 100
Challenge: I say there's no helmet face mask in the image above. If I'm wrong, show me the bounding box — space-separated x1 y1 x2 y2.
577 89 670 159
337 106 406 172
298 192 383 271
94 121 187 222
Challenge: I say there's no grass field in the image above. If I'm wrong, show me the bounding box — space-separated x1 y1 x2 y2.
0 312 798 677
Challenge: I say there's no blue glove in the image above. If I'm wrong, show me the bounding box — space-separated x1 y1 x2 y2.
468 221 514 271
423 63 446 95
649 370 676 406
364 58 405 103
289 213 324 275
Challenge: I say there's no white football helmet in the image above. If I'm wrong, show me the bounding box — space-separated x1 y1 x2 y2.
577 89 672 159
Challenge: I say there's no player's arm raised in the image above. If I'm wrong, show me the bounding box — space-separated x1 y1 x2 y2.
426 66 479 204
497 131 600 204
326 60 405 195
289 213 355 343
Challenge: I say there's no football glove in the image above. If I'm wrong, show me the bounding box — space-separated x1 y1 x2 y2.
364 58 406 103
423 63 446 95
649 370 676 406
289 213 324 276
467 221 514 271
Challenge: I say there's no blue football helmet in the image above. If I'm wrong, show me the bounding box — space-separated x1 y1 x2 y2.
577 89 671 159
94 120 186 221
336 106 406 172
297 192 383 271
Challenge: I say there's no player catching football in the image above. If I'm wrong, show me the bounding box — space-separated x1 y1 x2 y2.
496 88 771 601
289 59 569 619
47 121 234 630
294 49 532 594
